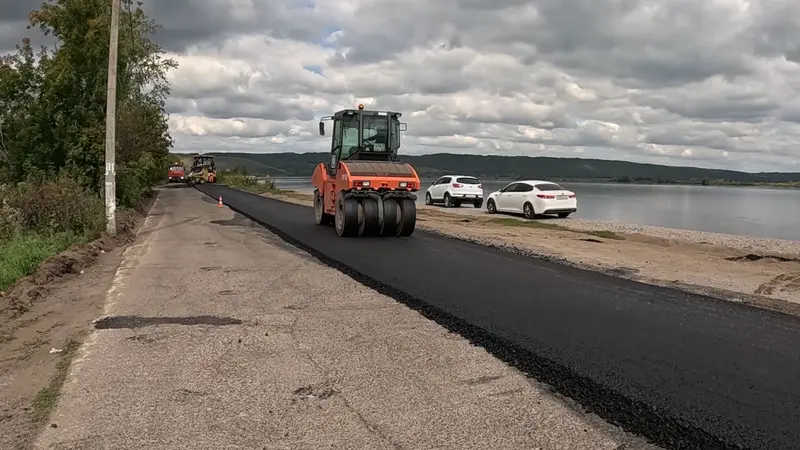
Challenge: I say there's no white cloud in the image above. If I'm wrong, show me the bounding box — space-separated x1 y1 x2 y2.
4 0 800 171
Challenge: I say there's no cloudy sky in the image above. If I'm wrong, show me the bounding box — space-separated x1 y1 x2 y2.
3 0 800 171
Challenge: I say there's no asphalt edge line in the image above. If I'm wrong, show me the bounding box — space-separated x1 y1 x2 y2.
260 190 800 321
196 185 740 450
417 226 800 320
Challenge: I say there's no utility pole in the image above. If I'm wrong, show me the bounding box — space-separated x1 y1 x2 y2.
104 0 120 235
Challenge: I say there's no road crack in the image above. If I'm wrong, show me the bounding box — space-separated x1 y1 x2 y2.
287 313 404 449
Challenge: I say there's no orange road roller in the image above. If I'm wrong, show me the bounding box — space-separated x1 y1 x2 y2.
311 104 420 237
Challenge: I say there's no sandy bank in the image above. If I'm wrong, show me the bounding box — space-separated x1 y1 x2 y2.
435 204 800 257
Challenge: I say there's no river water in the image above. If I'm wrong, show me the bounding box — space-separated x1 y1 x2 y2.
271 177 800 242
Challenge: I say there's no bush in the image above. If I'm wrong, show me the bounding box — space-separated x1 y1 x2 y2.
4 175 104 238
218 172 276 191
0 187 25 240
117 153 159 208
0 176 108 291
219 172 258 186
0 166 159 291
116 167 147 209
0 203 24 240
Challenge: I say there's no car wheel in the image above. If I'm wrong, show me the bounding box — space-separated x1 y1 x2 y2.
523 202 535 219
444 193 453 207
425 192 433 205
486 199 497 213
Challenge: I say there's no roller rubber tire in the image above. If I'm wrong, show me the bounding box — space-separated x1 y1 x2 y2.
380 198 400 237
313 190 333 226
359 197 381 236
397 198 416 237
335 192 359 237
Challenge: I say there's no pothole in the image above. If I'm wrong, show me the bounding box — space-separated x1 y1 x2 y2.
292 382 338 401
93 315 243 329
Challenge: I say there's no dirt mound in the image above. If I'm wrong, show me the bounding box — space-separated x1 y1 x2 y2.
1 195 152 319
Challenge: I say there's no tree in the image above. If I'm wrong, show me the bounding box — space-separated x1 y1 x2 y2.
0 0 177 202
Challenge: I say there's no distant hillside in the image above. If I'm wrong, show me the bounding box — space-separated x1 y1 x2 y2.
171 152 800 185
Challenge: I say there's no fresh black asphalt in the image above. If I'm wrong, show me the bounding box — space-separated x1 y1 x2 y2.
198 184 800 450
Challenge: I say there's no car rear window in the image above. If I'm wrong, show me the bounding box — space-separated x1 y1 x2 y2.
535 183 563 191
456 177 480 185
170 165 183 171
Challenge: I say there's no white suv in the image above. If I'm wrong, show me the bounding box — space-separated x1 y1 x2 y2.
424 175 484 208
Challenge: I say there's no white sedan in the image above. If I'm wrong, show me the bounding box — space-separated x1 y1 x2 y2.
486 180 577 219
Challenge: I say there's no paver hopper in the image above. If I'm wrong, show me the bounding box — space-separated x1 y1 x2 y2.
185 154 217 186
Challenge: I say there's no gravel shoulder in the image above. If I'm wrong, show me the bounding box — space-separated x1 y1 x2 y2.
35 187 658 450
263 190 800 317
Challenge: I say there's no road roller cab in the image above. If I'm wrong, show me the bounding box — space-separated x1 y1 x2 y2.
311 105 420 237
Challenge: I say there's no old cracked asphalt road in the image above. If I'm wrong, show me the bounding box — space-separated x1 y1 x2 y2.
35 186 660 450
197 184 800 450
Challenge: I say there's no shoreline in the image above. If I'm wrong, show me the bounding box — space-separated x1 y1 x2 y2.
437 207 800 257
253 187 800 317
263 187 800 255
269 183 800 243
559 216 800 256
268 177 800 190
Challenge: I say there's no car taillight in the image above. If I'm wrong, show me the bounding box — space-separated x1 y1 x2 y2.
537 194 555 199
568 194 576 198
477 184 482 188
452 183 463 188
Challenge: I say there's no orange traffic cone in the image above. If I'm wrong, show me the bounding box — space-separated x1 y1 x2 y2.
218 196 223 208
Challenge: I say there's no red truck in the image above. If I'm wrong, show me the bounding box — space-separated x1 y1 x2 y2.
168 164 185 183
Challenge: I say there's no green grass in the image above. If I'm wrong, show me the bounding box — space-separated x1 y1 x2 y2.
217 173 311 200
586 230 624 240
488 217 623 240
487 217 566 230
279 191 313 201
0 232 79 291
30 336 83 423
216 173 280 194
